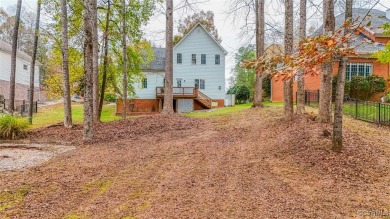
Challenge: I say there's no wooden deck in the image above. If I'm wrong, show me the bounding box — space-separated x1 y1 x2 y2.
156 87 212 109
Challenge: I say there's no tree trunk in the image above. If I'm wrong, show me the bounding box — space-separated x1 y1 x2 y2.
318 0 335 123
83 0 95 140
28 0 41 124
284 0 294 120
9 0 22 114
332 0 352 152
99 0 111 118
161 0 174 114
92 0 99 123
122 0 128 119
61 0 73 128
253 0 265 108
296 0 306 114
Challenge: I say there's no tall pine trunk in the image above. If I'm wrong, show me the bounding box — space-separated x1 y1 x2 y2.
252 0 265 108
92 0 99 123
296 0 306 114
319 0 335 123
162 0 174 114
122 0 128 119
83 0 94 140
61 0 73 128
284 0 294 120
332 0 352 152
99 0 111 118
28 0 41 124
9 0 22 114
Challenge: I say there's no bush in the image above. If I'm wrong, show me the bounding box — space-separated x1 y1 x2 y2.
104 93 116 103
348 75 386 100
0 115 29 140
227 85 250 104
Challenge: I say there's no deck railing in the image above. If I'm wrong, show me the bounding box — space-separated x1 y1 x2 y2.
156 87 197 98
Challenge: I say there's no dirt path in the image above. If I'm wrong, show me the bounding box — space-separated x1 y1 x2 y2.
0 107 389 218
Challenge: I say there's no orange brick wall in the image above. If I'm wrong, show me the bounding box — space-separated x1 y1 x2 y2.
271 58 390 102
117 99 159 114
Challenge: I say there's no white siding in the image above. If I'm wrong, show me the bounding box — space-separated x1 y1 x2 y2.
133 25 226 100
133 72 165 99
173 26 226 100
0 50 40 87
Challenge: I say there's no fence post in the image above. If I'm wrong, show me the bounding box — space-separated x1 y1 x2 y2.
355 99 358 119
35 101 38 113
378 102 381 124
21 100 25 116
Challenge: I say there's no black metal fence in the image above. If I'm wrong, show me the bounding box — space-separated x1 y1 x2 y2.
1 99 38 116
344 100 390 125
296 90 320 106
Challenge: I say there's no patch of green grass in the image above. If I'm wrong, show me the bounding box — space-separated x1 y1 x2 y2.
64 213 87 219
186 102 283 118
83 179 112 195
0 188 28 212
31 103 121 129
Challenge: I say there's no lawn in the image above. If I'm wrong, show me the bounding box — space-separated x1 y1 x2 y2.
31 103 121 129
186 101 283 118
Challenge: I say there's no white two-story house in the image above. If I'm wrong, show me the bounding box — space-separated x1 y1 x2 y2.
126 23 227 114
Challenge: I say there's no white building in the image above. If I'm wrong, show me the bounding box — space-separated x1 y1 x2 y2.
0 39 42 102
127 24 227 114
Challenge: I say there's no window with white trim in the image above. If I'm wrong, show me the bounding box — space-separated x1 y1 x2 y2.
142 78 147 88
215 54 220 65
346 63 373 81
23 64 28 70
177 53 182 64
201 54 206 64
195 79 205 90
192 54 197 64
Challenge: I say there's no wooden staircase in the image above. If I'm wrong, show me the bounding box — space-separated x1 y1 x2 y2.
196 90 212 109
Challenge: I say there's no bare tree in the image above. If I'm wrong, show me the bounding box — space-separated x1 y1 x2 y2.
28 0 41 124
92 0 99 123
121 0 128 119
61 0 73 128
318 0 335 123
284 0 294 120
252 0 264 108
332 0 352 151
296 0 306 114
99 0 111 118
83 0 95 140
8 0 22 114
162 0 174 114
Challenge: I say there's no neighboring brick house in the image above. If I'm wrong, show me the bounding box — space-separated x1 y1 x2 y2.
271 8 390 102
117 24 228 114
0 39 44 103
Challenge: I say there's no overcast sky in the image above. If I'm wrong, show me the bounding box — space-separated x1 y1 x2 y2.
1 0 389 84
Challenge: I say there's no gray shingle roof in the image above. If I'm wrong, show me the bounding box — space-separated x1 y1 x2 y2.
313 8 389 54
313 8 390 36
142 47 165 71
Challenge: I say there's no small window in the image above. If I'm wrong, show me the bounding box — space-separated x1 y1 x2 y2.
23 64 28 70
346 63 373 81
192 54 196 64
177 80 182 87
201 54 206 64
215 54 220 65
142 78 147 88
195 79 205 90
177 53 182 64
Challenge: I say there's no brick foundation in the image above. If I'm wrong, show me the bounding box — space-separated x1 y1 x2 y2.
0 80 46 102
116 99 159 115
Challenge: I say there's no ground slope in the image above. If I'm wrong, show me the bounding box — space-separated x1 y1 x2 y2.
0 107 389 218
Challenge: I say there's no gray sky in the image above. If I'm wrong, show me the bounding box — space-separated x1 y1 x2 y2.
1 0 389 84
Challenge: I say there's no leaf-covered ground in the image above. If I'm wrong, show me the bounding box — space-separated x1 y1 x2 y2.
0 106 389 218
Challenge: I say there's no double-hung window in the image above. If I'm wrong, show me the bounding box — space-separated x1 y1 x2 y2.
346 63 373 81
177 53 182 64
201 54 206 64
215 54 220 65
192 54 197 64
195 79 205 90
142 78 147 89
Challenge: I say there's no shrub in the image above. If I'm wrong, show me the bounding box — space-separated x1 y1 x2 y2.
103 93 116 103
348 75 386 100
0 115 29 140
227 84 250 104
